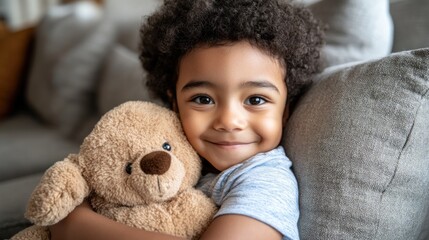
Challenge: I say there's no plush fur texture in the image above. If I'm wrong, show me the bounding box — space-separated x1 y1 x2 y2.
12 101 216 240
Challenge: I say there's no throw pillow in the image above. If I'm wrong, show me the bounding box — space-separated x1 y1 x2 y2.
25 2 116 138
50 21 116 137
284 48 429 239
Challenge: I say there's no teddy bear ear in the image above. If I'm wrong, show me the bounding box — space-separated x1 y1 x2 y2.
25 156 90 226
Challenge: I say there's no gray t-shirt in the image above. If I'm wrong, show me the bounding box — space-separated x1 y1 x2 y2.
197 146 300 240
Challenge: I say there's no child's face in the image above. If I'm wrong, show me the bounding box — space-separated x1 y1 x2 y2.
175 41 287 171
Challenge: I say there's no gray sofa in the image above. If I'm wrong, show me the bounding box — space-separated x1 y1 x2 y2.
0 0 428 239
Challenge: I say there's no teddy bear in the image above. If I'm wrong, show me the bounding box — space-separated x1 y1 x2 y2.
12 101 217 240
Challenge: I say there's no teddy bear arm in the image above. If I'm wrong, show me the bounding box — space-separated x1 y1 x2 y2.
95 201 176 234
10 225 50 240
101 192 216 239
25 157 90 226
167 189 217 238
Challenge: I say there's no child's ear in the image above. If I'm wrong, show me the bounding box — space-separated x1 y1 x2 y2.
282 102 290 126
172 101 178 113
167 90 178 112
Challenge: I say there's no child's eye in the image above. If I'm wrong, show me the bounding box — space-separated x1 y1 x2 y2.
192 95 214 105
245 96 266 105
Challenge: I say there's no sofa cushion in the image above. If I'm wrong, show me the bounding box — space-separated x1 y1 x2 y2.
390 0 429 52
308 0 393 67
97 44 163 115
284 48 429 239
104 0 161 52
0 173 43 239
0 113 80 181
420 212 429 240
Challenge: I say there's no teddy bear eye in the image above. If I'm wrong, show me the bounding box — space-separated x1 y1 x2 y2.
125 162 132 174
162 142 171 151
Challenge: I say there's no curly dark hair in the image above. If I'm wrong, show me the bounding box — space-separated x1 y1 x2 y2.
140 0 324 107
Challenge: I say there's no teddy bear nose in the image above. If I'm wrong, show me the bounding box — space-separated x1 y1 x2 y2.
140 151 171 175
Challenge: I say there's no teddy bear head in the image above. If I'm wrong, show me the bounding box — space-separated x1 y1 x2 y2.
75 101 202 206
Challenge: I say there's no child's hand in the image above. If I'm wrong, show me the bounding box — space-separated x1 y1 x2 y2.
49 199 93 240
74 198 92 210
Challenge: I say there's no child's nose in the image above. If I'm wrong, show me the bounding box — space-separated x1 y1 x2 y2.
213 104 247 132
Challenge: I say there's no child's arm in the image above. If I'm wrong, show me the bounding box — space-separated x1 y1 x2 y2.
199 215 282 240
50 201 283 240
49 200 184 240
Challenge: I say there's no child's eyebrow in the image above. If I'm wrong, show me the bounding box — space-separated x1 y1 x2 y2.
181 80 215 92
240 80 280 93
180 79 280 93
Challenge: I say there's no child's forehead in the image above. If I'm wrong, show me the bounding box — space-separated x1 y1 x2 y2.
176 41 287 94
181 41 285 72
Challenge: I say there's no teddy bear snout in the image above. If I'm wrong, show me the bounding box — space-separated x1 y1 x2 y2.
140 151 171 175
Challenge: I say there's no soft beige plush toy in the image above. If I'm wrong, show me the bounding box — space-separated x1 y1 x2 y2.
12 101 217 240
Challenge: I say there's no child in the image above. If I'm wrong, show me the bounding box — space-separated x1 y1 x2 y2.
49 0 323 239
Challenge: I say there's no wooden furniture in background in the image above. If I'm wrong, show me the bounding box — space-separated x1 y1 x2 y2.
0 21 35 118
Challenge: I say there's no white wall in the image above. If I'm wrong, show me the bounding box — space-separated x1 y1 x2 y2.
0 0 60 31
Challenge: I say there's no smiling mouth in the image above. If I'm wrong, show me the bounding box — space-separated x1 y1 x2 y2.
206 140 251 148
215 142 245 145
